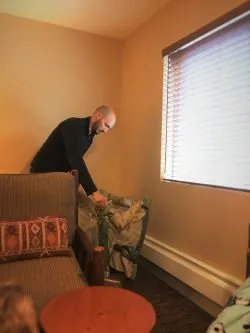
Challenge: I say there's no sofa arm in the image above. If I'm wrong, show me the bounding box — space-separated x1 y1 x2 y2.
72 226 104 286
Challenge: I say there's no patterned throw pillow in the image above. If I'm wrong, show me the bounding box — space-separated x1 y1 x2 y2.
0 217 71 263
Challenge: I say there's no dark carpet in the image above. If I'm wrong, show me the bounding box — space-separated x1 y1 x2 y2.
122 265 213 333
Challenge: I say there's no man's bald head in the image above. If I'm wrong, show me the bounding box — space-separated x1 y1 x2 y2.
91 105 116 135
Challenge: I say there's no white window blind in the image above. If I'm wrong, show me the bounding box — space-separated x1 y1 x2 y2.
161 12 250 191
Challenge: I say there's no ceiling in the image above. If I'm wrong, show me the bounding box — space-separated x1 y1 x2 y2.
0 0 172 39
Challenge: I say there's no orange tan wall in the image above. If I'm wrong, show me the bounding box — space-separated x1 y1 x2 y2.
0 14 122 194
121 0 250 279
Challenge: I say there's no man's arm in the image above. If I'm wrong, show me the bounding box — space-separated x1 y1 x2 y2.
77 159 98 196
60 120 107 206
61 120 97 195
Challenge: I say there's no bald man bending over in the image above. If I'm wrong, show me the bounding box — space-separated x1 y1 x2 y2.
30 105 116 206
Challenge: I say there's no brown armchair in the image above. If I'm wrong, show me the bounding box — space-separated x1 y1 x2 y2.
0 170 104 312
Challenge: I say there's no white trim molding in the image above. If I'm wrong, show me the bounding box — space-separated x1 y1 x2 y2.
141 235 243 306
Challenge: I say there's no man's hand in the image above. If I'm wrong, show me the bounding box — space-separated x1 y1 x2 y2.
92 191 107 207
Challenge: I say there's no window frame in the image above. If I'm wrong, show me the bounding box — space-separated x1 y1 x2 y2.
160 1 250 193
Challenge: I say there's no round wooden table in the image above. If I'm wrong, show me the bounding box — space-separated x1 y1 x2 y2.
41 286 156 333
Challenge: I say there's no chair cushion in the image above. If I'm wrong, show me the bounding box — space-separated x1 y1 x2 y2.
0 217 71 263
0 248 87 313
0 172 77 245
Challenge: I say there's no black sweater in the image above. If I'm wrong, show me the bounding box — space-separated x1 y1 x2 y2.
30 117 97 195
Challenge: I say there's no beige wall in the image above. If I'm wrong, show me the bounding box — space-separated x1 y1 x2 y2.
0 14 122 194
121 0 250 279
1 1 249 280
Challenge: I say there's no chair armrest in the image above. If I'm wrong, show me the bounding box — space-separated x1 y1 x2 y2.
72 226 104 286
247 248 250 278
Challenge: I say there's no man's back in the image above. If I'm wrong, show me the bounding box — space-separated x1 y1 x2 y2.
31 121 64 172
31 117 92 173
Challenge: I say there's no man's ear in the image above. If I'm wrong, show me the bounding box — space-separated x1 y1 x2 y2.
96 111 102 120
